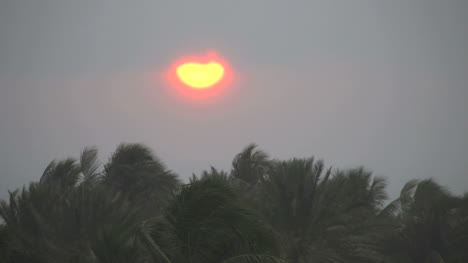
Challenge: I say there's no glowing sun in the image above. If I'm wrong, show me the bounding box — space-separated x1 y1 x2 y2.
177 61 224 89
167 52 233 101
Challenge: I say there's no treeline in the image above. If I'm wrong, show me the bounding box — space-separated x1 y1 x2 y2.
0 143 467 263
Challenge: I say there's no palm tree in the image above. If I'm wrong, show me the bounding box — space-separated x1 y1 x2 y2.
381 179 467 263
448 193 468 262
102 144 180 214
0 147 153 263
0 224 10 261
257 158 391 263
1 143 467 263
231 144 271 186
139 173 285 263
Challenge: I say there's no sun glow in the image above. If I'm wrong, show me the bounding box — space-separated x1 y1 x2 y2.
176 62 224 89
166 52 233 101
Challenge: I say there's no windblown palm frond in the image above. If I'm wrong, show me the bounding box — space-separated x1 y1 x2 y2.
378 179 419 218
258 159 392 263
0 147 157 263
80 146 101 179
141 175 282 263
221 254 286 263
39 158 80 188
101 143 180 221
231 144 271 186
103 143 180 203
2 143 467 263
381 179 468 263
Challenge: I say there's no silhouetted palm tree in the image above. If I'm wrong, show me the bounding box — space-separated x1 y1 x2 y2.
140 173 284 263
0 147 153 263
1 143 467 263
103 144 180 209
381 179 468 263
231 144 271 186
257 158 391 263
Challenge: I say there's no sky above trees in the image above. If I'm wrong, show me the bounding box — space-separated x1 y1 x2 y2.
1 0 467 199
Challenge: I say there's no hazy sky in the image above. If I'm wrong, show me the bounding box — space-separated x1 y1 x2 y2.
1 0 467 200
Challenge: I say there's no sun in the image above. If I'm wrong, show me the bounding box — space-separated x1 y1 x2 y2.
166 52 233 101
176 61 225 89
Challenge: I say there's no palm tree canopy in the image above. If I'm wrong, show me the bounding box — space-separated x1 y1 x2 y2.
231 144 271 186
145 174 281 263
1 143 467 263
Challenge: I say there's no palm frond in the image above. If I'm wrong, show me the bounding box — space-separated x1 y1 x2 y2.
221 254 286 263
232 143 271 185
80 146 101 178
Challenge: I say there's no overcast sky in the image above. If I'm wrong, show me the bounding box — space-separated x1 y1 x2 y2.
1 0 467 200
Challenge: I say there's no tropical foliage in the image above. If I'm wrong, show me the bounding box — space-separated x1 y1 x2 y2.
0 143 467 263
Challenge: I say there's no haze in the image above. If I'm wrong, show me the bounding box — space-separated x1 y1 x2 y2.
1 0 467 199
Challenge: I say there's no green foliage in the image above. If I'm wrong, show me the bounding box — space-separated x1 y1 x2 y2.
380 179 468 263
0 144 178 263
142 174 281 263
0 143 467 263
231 144 271 186
103 144 180 206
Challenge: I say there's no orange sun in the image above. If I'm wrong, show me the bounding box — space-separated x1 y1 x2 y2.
176 61 224 89
167 52 232 101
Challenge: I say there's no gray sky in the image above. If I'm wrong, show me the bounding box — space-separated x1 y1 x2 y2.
1 0 467 200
